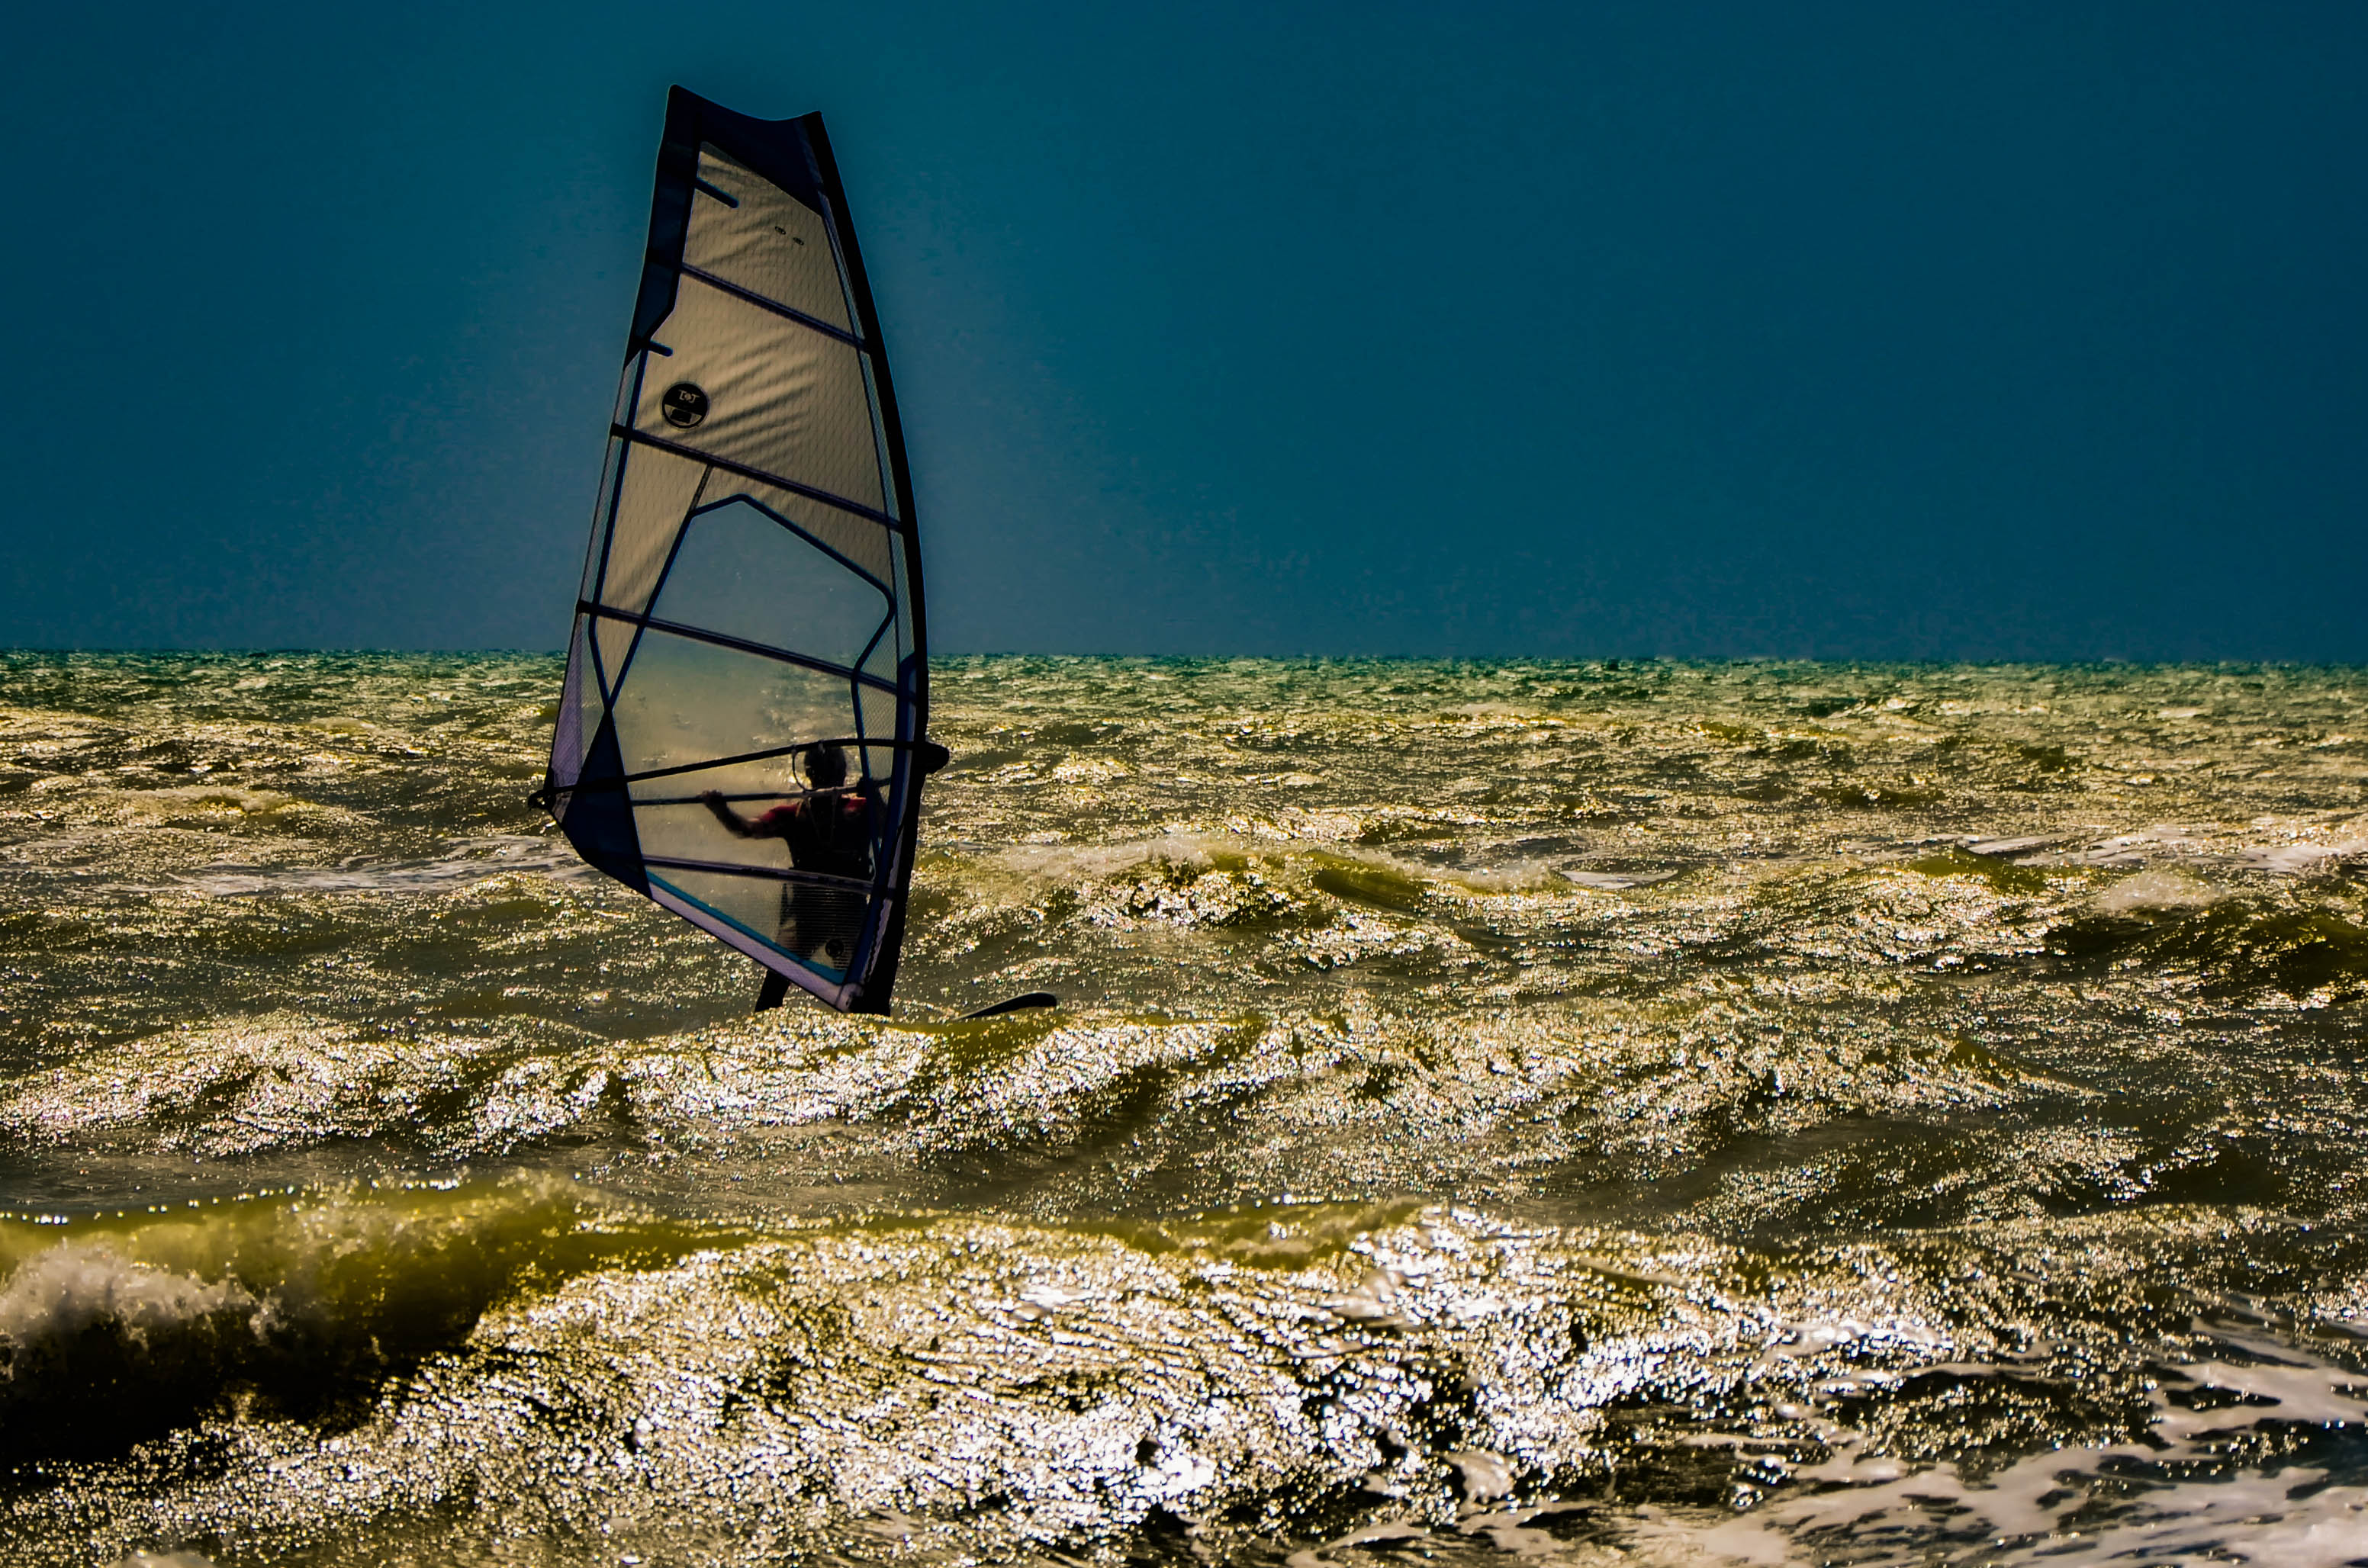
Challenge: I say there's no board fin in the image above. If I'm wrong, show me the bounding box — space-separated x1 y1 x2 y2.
960 992 1059 1020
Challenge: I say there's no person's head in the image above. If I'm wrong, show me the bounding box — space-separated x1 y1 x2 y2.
803 744 848 789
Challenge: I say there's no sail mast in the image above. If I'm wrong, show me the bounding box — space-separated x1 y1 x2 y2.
540 88 937 1015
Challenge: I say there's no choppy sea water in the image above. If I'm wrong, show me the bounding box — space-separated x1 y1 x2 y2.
3 651 2367 1566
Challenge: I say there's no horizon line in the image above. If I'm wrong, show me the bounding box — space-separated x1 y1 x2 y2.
3 647 2363 673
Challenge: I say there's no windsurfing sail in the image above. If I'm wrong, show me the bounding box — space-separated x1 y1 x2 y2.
539 87 942 1014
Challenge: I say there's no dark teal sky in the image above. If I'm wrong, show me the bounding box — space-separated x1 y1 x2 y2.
5 2 2363 659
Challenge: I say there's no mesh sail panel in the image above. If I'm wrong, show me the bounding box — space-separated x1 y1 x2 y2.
542 89 934 1014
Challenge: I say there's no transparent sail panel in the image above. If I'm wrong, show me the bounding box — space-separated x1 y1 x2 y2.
698 472 896 585
890 542 915 664
591 617 636 705
854 683 902 743
655 500 893 670
839 680 903 798
688 145 854 331
629 277 886 513
551 617 600 791
649 865 872 983
857 625 899 691
610 631 861 792
633 793 882 888
630 796 790 869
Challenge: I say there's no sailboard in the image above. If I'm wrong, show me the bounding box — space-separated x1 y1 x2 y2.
538 87 944 1014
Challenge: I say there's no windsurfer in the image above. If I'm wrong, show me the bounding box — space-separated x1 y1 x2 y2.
699 744 879 969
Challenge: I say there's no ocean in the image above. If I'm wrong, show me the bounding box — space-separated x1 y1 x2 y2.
3 651 2366 1566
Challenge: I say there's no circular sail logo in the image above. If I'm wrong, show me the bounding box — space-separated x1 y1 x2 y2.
661 383 709 429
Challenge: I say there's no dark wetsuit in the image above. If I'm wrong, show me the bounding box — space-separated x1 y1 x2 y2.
749 787 878 967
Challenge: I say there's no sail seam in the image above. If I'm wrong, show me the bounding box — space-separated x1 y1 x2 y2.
642 856 882 892
644 882 854 1006
624 734 943 782
610 426 900 529
675 262 868 349
575 601 899 693
686 494 893 597
549 733 944 795
606 463 715 717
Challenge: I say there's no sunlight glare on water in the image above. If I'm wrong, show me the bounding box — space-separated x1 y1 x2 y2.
2 652 2366 1564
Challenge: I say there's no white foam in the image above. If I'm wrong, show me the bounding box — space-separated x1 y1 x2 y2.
0 1240 257 1347
1456 1502 1597 1558
1963 834 2072 859
1323 1267 1414 1329
989 831 1226 885
1444 1448 1514 1499
2070 828 2207 866
2091 867 2223 915
2235 839 2368 876
172 835 590 895
2006 823 2366 881
1561 869 1684 891
1654 1332 2368 1566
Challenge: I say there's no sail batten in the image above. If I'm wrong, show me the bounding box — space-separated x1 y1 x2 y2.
542 88 934 1015
573 604 901 689
606 427 904 529
677 262 871 349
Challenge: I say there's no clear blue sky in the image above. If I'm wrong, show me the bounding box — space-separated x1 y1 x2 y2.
5 2 2363 659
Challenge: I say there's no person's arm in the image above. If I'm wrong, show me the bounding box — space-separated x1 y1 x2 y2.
700 790 762 837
